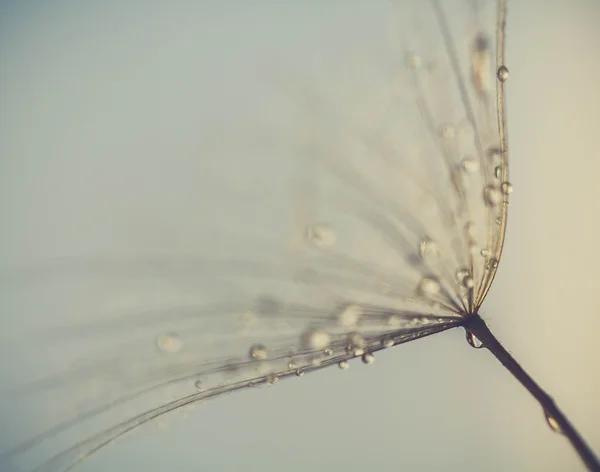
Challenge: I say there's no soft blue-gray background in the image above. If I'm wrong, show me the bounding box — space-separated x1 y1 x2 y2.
1 1 599 471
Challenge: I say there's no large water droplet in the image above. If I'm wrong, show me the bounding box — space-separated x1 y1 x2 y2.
338 360 349 370
306 224 336 248
361 353 375 364
156 332 183 353
249 343 268 360
483 185 502 206
544 411 564 434
419 239 441 262
466 331 484 348
418 276 441 296
501 181 513 195
301 328 330 350
497 65 509 82
338 305 361 328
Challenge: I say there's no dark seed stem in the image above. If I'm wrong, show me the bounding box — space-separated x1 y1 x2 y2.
463 313 600 472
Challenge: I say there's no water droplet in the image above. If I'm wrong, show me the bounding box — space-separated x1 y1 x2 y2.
418 277 441 296
544 411 563 434
441 124 455 140
382 338 394 348
338 305 361 327
501 181 513 195
497 65 509 82
483 185 502 206
194 380 203 391
249 343 268 360
465 331 484 348
487 147 502 161
306 224 336 248
494 165 503 179
266 375 279 385
156 332 183 353
361 353 375 364
338 360 349 370
480 248 490 258
406 52 422 69
419 239 441 262
323 348 333 357
456 269 475 289
295 369 305 377
461 156 480 173
301 328 330 350
486 258 499 269
346 333 366 356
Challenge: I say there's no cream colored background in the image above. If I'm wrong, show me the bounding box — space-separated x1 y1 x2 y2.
0 1 599 471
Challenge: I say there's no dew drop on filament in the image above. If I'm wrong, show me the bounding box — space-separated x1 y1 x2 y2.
497 65 509 82
466 331 484 349
544 411 564 434
361 353 375 364
338 361 349 370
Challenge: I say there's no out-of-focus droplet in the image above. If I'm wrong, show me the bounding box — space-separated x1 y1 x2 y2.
480 248 490 258
483 185 502 206
346 333 366 356
338 304 361 327
156 332 183 353
456 269 475 289
441 124 455 140
295 369 304 377
487 147 502 161
501 181 513 195
267 375 279 385
361 353 375 364
194 380 203 391
544 411 564 434
406 52 422 69
418 276 441 296
497 65 509 82
461 156 480 173
382 338 394 348
471 34 491 94
419 239 441 262
249 343 268 360
338 361 349 370
495 215 502 225
324 348 333 357
306 224 336 248
494 165 503 179
301 328 330 350
465 331 484 348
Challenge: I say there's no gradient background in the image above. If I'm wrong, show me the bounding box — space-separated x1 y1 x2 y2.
1 1 599 471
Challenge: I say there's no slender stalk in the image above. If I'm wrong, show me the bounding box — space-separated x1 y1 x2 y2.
463 314 600 472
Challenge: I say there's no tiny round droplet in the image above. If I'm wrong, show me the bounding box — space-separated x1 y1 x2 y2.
483 185 502 207
544 411 564 434
267 374 279 385
249 343 268 360
194 380 203 391
501 181 513 195
156 332 183 353
487 258 499 269
295 369 305 377
382 338 394 348
497 65 509 82
465 331 484 348
338 360 349 370
324 348 333 357
306 224 336 248
461 156 480 173
301 328 330 350
419 239 441 262
480 248 490 258
361 353 375 364
418 277 441 296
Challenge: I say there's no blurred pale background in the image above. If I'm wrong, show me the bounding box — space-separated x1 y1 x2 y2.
1 1 599 471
